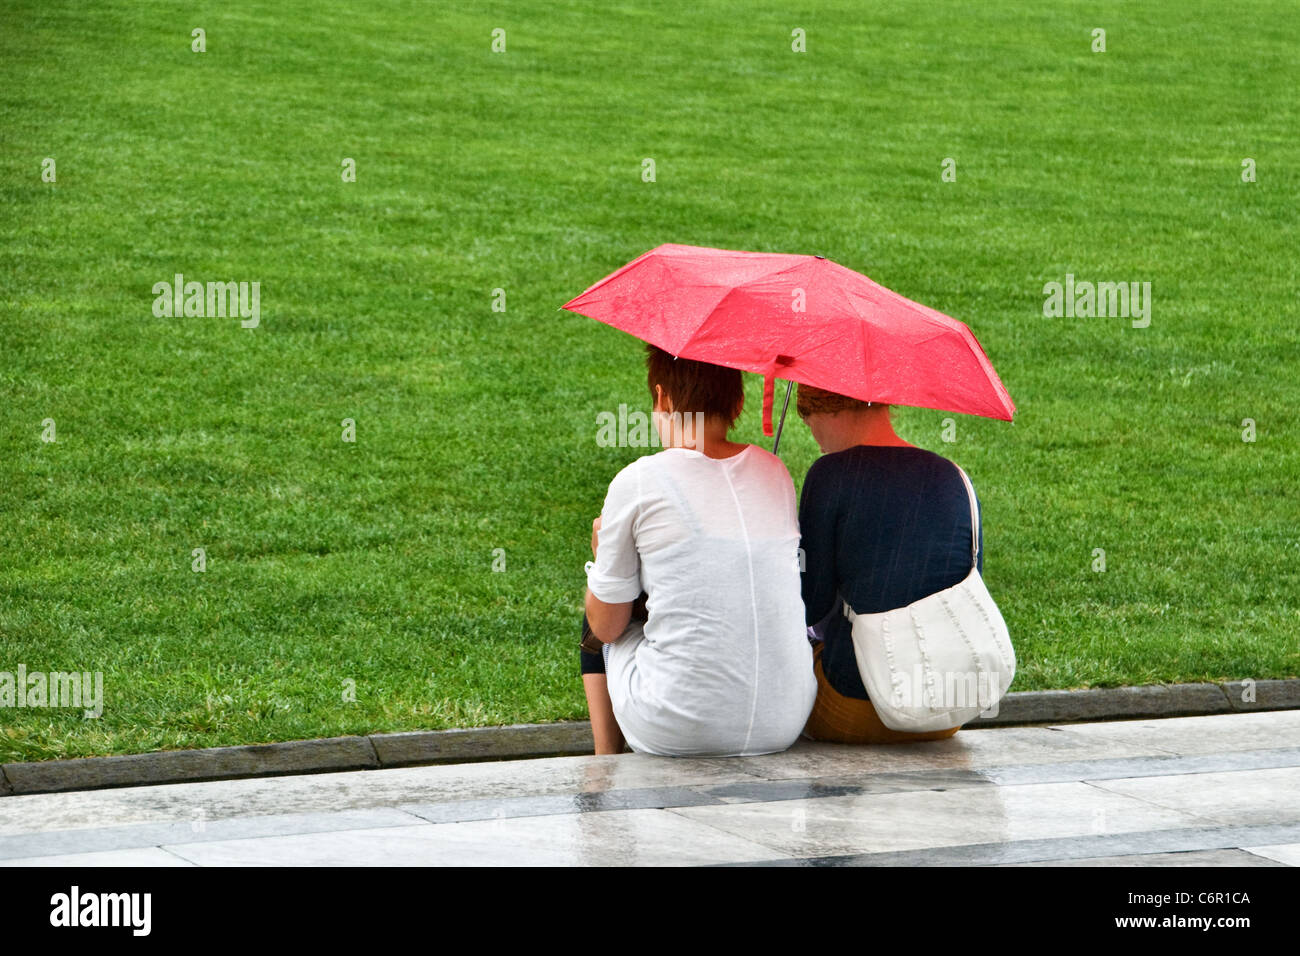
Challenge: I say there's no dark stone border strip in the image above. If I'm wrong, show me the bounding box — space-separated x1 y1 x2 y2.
975 678 1298 725
2 679 1296 797
369 722 592 767
0 724 595 797
1 735 382 798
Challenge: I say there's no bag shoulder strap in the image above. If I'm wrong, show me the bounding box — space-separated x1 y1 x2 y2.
844 464 983 623
953 462 980 572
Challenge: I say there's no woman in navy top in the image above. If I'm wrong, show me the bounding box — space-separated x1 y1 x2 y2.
795 383 983 744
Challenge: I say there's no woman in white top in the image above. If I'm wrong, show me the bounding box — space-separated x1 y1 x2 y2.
581 345 817 757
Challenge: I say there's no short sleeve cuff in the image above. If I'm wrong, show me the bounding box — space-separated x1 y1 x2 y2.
586 567 642 604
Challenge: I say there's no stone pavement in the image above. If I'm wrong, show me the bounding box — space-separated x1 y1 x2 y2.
2 711 1297 866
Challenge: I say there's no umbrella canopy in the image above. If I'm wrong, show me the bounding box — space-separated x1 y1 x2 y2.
562 243 1015 437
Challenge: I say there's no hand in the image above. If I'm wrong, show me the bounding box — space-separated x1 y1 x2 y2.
591 516 602 558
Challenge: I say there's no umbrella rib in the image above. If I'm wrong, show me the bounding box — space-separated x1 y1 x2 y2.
957 327 1016 416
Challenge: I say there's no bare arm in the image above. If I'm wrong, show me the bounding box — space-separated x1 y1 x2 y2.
584 515 632 642
585 589 633 644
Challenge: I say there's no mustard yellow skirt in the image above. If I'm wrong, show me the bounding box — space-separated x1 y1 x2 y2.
803 642 961 744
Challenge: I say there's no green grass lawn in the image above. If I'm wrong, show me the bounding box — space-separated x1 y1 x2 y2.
1 0 1297 762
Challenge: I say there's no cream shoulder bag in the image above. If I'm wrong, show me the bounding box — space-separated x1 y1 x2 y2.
843 464 1015 732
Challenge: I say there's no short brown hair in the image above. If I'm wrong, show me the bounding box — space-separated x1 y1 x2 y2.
795 382 880 418
645 344 743 428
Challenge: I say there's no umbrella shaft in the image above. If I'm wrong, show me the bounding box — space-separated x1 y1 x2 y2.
772 380 793 455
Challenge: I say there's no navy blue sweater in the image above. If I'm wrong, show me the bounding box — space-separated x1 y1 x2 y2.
798 445 983 700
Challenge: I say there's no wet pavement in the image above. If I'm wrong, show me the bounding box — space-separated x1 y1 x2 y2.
2 711 1297 866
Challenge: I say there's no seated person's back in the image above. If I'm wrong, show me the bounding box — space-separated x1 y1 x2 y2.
590 442 817 756
800 444 983 701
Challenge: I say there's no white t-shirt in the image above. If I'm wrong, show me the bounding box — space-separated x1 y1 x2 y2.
586 444 817 757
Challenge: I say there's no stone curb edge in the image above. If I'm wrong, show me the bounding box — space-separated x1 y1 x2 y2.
2 679 1295 797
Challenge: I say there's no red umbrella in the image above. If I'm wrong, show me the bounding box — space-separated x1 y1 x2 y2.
562 243 1014 448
